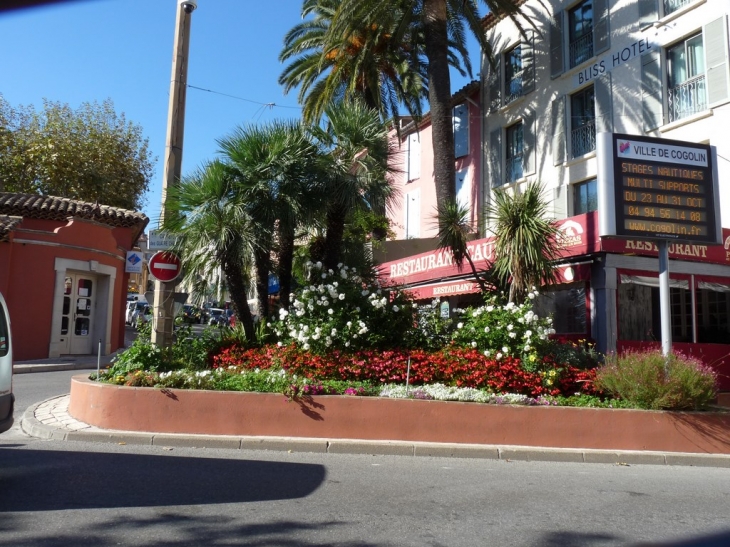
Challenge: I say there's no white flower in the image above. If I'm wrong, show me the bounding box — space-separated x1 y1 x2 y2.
471 341 477 348
392 305 399 312
362 290 370 296
277 341 283 347
507 324 513 331
502 346 509 353
345 341 350 347
328 309 334 315
279 309 289 318
525 330 532 338
337 263 343 268
484 326 490 333
496 352 503 360
302 325 309 332
315 261 322 269
331 328 337 336
484 350 491 357
509 332 516 338
457 322 464 329
528 292 535 300
303 343 310 351
524 345 530 351
486 305 494 312
339 294 345 300
346 321 352 327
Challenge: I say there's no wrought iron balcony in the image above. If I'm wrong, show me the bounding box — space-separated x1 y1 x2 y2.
570 120 596 158
506 154 524 183
504 72 523 105
664 0 693 15
569 32 594 68
668 74 707 123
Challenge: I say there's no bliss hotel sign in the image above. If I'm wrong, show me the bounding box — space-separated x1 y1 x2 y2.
598 133 721 244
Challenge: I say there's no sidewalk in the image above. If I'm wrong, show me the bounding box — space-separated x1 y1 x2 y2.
19 393 730 468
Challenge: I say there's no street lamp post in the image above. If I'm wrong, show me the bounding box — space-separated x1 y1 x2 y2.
151 0 197 348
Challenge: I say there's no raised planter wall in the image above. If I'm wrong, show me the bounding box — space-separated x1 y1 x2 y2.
68 376 730 454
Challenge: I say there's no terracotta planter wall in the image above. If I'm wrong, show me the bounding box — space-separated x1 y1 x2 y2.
68 376 730 454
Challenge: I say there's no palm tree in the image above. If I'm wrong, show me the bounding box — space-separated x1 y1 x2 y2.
163 160 258 341
218 119 323 316
487 181 561 304
309 99 396 271
330 0 523 256
279 0 433 125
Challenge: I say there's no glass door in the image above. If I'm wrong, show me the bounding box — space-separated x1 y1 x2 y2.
58 273 96 354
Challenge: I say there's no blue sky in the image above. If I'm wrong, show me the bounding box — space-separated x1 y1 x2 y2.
0 0 480 225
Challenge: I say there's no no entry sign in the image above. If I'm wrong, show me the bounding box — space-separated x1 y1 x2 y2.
148 251 182 283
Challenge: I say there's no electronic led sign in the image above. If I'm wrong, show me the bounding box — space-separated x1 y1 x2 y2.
597 133 721 244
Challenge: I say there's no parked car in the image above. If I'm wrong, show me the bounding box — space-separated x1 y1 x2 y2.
0 292 14 434
135 304 152 328
179 304 203 324
208 308 226 326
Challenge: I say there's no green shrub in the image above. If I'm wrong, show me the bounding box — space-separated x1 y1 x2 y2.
595 350 717 410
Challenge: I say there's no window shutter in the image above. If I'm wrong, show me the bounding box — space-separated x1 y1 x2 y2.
552 185 568 220
453 103 469 158
488 54 502 111
408 132 421 180
639 0 658 28
595 72 613 133
405 189 421 238
593 0 610 55
523 110 536 175
552 96 566 165
704 16 730 106
522 30 535 95
550 11 565 78
456 167 470 210
489 128 502 187
641 51 663 130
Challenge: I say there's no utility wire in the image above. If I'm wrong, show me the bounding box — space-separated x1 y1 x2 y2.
187 84 301 110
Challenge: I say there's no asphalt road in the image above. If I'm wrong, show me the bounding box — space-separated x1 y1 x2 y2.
2 371 730 546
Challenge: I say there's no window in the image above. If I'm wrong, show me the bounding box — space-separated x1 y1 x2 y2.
696 284 730 344
406 132 421 181
453 103 468 158
573 178 597 215
667 34 706 123
570 85 596 158
505 122 524 183
568 0 593 68
504 45 523 104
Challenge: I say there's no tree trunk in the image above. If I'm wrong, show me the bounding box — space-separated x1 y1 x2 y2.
221 255 255 343
277 223 295 310
254 247 271 321
423 0 456 207
323 204 347 271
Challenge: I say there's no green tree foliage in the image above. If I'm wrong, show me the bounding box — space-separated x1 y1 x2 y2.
279 0 429 125
0 95 154 210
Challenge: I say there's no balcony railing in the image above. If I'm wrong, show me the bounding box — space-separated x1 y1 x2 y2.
668 74 707 123
571 120 596 158
506 154 524 183
569 32 593 68
664 0 693 15
504 72 523 104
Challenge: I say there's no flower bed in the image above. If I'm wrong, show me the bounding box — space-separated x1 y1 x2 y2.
68 375 730 454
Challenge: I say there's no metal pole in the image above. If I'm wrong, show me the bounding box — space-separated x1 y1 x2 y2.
152 0 196 348
658 240 672 358
97 338 101 379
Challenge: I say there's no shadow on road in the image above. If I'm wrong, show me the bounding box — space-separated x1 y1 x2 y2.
0 446 326 512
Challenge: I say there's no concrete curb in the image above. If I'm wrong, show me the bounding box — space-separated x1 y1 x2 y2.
20 398 730 468
14 363 103 374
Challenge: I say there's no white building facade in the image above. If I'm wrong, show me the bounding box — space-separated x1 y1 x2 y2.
479 0 730 386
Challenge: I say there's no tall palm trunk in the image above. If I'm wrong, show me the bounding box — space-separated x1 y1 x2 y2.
423 0 456 207
277 223 296 309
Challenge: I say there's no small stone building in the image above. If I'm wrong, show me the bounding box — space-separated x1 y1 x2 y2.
0 193 148 361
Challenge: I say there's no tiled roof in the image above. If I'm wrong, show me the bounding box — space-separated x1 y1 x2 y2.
0 192 149 238
398 80 481 134
0 215 22 242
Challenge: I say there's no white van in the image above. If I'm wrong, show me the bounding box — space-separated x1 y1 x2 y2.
0 292 13 433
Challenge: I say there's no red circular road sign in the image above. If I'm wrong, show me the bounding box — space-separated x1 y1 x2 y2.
148 251 182 283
